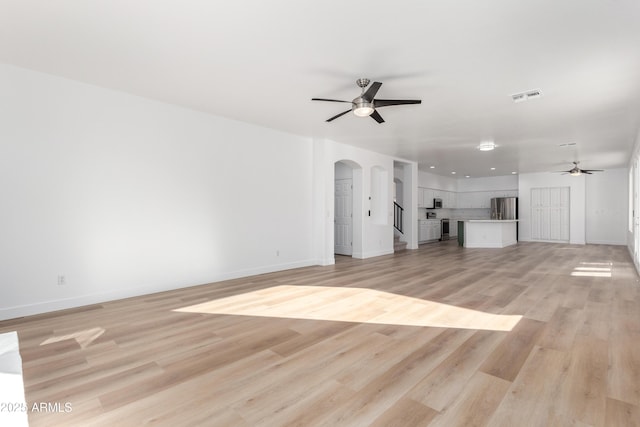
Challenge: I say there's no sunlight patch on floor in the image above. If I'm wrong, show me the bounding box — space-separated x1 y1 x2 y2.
174 285 522 331
570 261 612 278
40 327 105 349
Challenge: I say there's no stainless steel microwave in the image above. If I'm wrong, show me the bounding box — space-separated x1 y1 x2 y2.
433 198 443 209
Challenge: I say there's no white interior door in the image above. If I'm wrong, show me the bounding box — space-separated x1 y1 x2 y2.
335 179 353 255
531 187 569 242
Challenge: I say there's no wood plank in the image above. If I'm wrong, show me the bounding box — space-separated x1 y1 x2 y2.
370 397 438 427
537 306 583 351
605 397 640 427
428 371 511 427
408 330 506 411
488 346 570 426
555 334 608 426
312 329 475 426
479 317 546 382
607 333 640 406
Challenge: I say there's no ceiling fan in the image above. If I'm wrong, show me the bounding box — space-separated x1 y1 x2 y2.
556 161 604 176
311 78 421 123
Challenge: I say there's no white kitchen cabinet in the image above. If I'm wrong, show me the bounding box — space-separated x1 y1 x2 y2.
453 191 491 208
447 191 457 208
418 220 430 242
432 221 442 240
427 220 441 240
423 188 435 208
490 190 519 198
457 192 471 208
419 187 517 211
440 191 449 208
469 192 485 208
419 220 441 242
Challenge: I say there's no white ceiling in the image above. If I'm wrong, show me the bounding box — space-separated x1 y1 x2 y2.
2 0 640 177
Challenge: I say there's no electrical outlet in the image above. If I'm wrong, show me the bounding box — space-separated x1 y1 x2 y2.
57 275 66 286
276 250 280 257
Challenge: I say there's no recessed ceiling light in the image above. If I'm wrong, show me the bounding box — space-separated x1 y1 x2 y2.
511 171 517 174
478 141 496 151
490 167 496 170
465 175 470 178
429 165 435 169
451 171 456 174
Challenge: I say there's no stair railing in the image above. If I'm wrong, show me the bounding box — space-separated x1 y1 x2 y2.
393 202 404 233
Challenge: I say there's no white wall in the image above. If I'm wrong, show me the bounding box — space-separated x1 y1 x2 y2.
313 138 400 264
585 168 628 245
518 172 586 244
418 170 457 191
456 175 518 192
0 64 315 320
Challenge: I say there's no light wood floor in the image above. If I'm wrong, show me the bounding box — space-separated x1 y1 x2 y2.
2 241 640 426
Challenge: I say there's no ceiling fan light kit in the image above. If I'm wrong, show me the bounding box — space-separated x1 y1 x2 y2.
312 78 421 123
352 97 374 117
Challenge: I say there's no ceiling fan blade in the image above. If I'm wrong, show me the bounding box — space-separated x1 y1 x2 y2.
374 99 422 108
370 110 385 123
583 171 593 174
582 169 604 172
312 98 351 103
362 82 382 101
326 109 352 122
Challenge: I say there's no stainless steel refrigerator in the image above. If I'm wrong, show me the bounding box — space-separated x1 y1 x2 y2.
490 197 518 220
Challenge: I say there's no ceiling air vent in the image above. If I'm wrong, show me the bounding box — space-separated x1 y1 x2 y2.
511 93 526 103
511 89 542 103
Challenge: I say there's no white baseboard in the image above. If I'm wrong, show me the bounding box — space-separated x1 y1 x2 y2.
585 240 626 246
0 259 318 321
519 238 585 245
464 241 516 248
360 249 395 258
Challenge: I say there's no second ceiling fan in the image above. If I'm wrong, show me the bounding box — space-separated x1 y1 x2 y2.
312 78 421 123
556 161 604 176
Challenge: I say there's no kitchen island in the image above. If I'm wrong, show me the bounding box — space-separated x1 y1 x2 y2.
461 220 518 248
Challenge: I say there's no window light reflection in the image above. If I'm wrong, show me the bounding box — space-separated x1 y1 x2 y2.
570 261 613 278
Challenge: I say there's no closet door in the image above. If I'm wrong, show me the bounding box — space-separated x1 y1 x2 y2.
531 187 569 242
